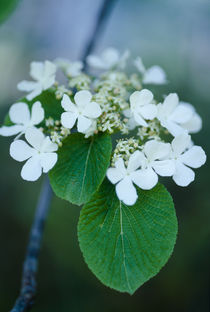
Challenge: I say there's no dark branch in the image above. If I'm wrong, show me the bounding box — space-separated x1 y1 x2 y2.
10 177 53 312
10 0 117 311
82 0 117 69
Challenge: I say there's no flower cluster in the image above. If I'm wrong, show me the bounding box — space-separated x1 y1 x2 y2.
0 47 206 201
108 134 206 205
0 101 58 181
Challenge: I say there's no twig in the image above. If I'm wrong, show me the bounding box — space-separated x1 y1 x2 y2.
10 0 117 311
10 177 53 312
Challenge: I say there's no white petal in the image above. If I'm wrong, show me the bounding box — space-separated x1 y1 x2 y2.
182 113 202 133
106 167 124 184
66 61 83 77
40 152 57 173
74 90 92 108
84 119 97 138
127 151 145 172
157 103 169 124
134 56 146 74
169 104 193 124
179 101 195 110
139 104 157 120
25 127 45 150
17 80 38 92
42 61 56 89
180 146 206 168
133 112 148 127
87 48 120 70
132 167 158 190
162 93 179 116
173 161 195 186
118 50 130 69
30 101 44 125
152 160 175 176
61 94 77 113
102 47 119 67
26 87 42 101
30 62 44 81
55 58 70 70
130 89 153 107
41 136 58 153
163 120 186 137
143 66 167 85
86 55 105 69
115 158 127 175
42 76 55 90
126 116 138 130
82 101 102 118
21 156 42 181
0 125 24 136
61 112 77 129
10 140 36 161
9 102 30 125
144 140 171 161
77 115 92 133
171 133 191 156
116 177 138 206
43 60 56 78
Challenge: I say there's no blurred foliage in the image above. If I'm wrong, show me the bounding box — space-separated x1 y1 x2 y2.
0 0 19 23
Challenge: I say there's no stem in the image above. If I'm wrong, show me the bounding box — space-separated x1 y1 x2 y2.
10 0 117 311
10 177 53 312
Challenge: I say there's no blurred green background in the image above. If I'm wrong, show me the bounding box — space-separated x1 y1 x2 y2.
0 0 209 311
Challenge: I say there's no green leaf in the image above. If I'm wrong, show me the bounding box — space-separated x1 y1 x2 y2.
4 89 62 127
49 133 112 205
0 0 19 24
78 179 178 294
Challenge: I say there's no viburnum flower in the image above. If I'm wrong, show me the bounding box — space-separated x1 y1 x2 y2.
170 133 206 186
106 151 143 205
131 140 175 190
179 101 202 134
55 58 83 77
17 61 56 100
10 127 58 181
134 56 167 85
0 101 44 138
84 120 98 138
124 89 157 129
157 93 201 137
87 47 129 70
61 90 102 133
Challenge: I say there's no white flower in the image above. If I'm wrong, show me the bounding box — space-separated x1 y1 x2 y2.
84 120 97 138
106 151 143 205
45 117 54 127
10 127 58 181
17 61 56 100
61 90 102 133
107 141 175 205
87 47 129 70
0 101 44 138
179 102 202 133
124 89 157 129
55 58 83 77
170 133 206 186
157 93 201 137
131 140 175 190
134 56 167 85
